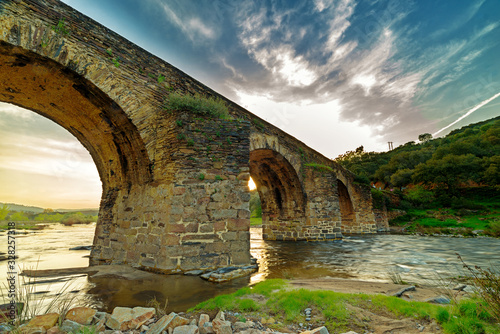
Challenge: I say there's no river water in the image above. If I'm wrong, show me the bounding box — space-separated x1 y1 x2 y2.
1 224 499 312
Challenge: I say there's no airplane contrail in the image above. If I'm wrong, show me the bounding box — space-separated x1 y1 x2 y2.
433 91 500 137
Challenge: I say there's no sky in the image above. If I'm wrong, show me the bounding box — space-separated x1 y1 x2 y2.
1 0 499 209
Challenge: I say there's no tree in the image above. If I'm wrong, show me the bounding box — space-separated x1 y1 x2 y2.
0 205 9 220
412 154 483 193
10 211 29 221
418 133 433 142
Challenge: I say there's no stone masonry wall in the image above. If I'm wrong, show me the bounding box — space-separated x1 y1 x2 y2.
91 112 251 273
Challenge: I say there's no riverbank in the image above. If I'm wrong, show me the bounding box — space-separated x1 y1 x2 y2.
5 277 498 334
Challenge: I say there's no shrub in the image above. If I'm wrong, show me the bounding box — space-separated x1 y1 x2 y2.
164 92 230 119
405 186 435 206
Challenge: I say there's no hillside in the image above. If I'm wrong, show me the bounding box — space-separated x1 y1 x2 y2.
335 115 500 190
0 202 98 215
334 116 500 236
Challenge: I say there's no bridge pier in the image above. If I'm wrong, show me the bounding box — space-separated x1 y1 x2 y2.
90 114 252 273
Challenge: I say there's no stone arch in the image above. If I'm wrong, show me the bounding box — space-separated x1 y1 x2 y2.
337 180 355 227
249 149 306 238
0 42 152 228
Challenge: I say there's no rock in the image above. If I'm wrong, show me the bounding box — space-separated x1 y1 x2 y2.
391 286 416 297
94 312 109 332
306 317 311 321
65 306 96 325
19 326 46 334
238 330 262 334
173 325 199 334
304 308 312 313
69 245 92 250
199 314 210 328
185 270 204 276
212 318 232 334
261 317 275 325
340 332 358 334
201 266 258 283
60 319 83 333
169 314 191 329
215 310 225 321
47 326 63 334
141 324 150 331
453 284 467 291
27 313 59 330
234 321 254 330
106 306 155 331
145 312 178 334
425 295 451 304
200 322 214 334
300 326 329 334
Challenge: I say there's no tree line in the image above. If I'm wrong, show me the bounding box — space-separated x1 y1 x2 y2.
0 206 97 224
335 116 499 208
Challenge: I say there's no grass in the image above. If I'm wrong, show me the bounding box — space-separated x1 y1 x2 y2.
250 217 262 226
188 279 500 334
163 92 230 119
0 265 85 330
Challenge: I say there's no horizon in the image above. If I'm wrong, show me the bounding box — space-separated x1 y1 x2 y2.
1 0 499 209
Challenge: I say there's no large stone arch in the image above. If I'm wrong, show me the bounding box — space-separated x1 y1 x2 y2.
0 41 153 260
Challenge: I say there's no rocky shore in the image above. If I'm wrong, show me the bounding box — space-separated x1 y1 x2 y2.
5 307 368 334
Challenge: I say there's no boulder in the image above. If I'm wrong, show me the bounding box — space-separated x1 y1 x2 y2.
234 321 254 330
46 325 63 334
200 322 215 334
173 325 200 334
300 326 329 334
425 295 451 304
391 286 416 297
146 312 178 334
198 314 210 328
60 319 83 333
65 306 96 325
212 318 232 334
27 313 59 330
106 306 155 331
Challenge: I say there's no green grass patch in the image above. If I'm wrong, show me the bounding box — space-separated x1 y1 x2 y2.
163 92 230 119
188 279 500 334
304 163 333 173
250 217 262 226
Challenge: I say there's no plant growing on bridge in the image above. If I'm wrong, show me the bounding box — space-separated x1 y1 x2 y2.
163 92 230 119
304 163 333 173
158 74 166 84
51 18 70 36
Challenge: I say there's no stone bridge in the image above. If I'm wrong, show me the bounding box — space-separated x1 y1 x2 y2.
0 0 388 273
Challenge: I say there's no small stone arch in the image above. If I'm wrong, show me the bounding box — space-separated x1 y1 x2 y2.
249 149 306 240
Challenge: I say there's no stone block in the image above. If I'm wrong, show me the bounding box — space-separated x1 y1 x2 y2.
173 325 199 334
106 306 155 331
227 219 249 231
65 307 96 325
27 313 59 330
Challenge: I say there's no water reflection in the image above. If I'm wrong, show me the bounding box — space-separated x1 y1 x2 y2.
1 224 499 312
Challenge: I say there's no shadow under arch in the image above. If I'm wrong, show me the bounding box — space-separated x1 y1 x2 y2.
249 149 306 239
337 179 355 228
0 42 152 244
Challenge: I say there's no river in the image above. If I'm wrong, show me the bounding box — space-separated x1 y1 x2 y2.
1 223 499 312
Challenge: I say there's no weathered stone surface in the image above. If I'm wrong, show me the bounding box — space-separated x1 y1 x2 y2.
46 326 63 334
60 319 83 333
173 325 199 334
198 314 210 328
200 322 215 334
233 321 254 330
106 306 155 330
27 313 59 330
425 295 451 304
391 286 416 297
300 326 329 334
65 306 96 325
212 319 232 334
145 312 178 334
